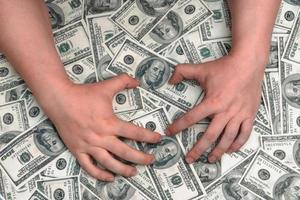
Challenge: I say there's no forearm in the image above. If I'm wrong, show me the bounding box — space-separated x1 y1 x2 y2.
0 0 72 106
228 0 281 67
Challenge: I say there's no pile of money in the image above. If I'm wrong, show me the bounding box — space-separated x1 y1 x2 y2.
0 0 300 199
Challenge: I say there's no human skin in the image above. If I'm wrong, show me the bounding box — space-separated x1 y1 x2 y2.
166 0 281 163
0 0 161 181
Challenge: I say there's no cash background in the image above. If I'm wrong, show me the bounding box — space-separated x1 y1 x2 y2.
0 0 300 199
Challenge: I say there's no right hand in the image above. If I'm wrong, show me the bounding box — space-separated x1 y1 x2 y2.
41 74 161 181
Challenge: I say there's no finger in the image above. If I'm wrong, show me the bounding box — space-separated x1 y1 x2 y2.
228 118 254 152
104 74 139 95
117 121 161 143
166 99 216 136
90 148 137 177
76 153 115 181
208 118 242 162
169 64 202 84
104 137 155 165
186 115 228 163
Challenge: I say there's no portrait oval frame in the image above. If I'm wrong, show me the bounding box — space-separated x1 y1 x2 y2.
282 73 300 109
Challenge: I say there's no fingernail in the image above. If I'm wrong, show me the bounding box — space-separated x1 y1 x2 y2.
209 156 217 163
164 129 171 136
156 133 162 141
186 157 193 164
131 169 138 176
106 176 115 182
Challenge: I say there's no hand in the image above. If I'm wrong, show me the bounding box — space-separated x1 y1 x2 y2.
165 54 264 164
42 74 161 181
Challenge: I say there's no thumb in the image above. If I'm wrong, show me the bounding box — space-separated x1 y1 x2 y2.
169 63 204 85
105 74 139 94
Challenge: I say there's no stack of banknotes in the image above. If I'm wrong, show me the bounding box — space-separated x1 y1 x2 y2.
0 0 300 199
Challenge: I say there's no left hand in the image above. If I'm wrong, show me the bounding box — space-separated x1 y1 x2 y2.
165 54 265 163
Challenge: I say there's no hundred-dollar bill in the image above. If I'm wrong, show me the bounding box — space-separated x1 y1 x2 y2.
112 88 143 113
255 100 272 130
103 31 132 57
178 123 222 188
279 36 300 134
37 176 80 200
110 0 178 41
40 150 80 178
46 0 83 30
54 20 91 65
274 0 300 32
265 71 281 134
83 0 123 16
179 27 227 64
141 0 212 53
0 119 66 187
80 169 150 200
27 190 48 200
80 184 100 200
221 150 248 175
282 12 300 66
265 36 279 72
64 56 97 84
261 134 300 172
199 0 231 43
107 39 203 111
204 153 260 200
86 13 120 80
0 168 40 200
159 41 189 64
0 84 27 105
0 100 29 135
0 54 24 93
239 149 300 200
20 90 47 128
131 108 206 200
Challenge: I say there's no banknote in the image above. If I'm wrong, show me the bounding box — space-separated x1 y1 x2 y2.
131 108 206 200
199 0 231 43
178 123 222 188
36 176 80 200
255 101 272 130
40 150 80 178
83 0 123 16
265 36 279 72
179 27 227 64
46 0 83 30
274 0 300 32
20 90 47 128
80 169 150 200
261 134 300 172
279 36 300 134
240 149 300 200
159 41 189 64
0 168 40 200
0 84 27 105
80 184 100 200
86 13 121 80
112 88 143 113
282 12 300 66
110 0 179 41
0 100 29 136
0 119 66 187
103 31 132 57
204 153 261 200
0 54 24 93
54 20 91 65
107 39 203 111
221 150 248 175
141 0 212 52
64 56 97 84
27 190 48 200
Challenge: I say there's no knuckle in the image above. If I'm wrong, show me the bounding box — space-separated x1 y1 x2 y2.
204 133 216 144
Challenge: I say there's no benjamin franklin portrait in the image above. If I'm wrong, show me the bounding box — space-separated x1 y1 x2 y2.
150 11 183 44
97 55 114 81
135 57 171 90
81 188 98 200
282 74 300 109
136 0 176 16
95 177 136 200
33 120 66 156
144 136 181 169
284 0 300 6
47 2 65 30
193 153 221 187
85 0 122 14
293 139 300 168
274 174 300 200
222 170 259 200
